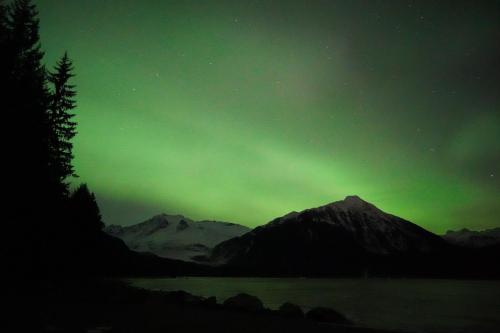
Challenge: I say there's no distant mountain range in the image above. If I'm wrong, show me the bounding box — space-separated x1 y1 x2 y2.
105 214 250 262
442 227 500 248
103 196 500 278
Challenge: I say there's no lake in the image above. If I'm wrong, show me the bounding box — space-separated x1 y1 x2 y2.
124 277 500 333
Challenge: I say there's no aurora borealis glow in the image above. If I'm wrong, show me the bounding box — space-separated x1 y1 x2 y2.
35 1 499 232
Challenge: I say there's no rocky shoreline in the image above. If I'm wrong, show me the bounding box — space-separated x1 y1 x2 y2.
42 279 402 333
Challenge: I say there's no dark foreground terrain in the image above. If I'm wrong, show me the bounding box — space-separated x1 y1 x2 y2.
41 279 400 333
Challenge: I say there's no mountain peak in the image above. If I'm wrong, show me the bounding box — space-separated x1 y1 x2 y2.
344 195 365 203
327 195 375 211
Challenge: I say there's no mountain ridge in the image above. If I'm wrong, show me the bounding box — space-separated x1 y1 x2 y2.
103 196 500 278
442 227 500 248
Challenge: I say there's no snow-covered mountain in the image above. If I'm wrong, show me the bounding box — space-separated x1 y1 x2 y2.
211 195 448 275
442 227 500 248
105 214 250 263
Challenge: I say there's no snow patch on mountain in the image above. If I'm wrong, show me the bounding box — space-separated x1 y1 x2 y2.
105 213 251 262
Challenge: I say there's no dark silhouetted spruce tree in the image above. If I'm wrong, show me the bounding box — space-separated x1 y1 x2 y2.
70 184 105 234
0 2 7 47
0 3 9 104
3 0 53 277
48 52 78 197
5 0 51 184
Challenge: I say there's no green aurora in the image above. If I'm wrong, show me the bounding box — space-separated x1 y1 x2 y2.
35 0 500 232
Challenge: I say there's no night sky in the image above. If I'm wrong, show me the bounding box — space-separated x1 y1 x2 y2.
35 0 500 232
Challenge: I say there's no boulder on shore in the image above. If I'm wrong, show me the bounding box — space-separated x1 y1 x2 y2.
278 302 304 318
202 296 217 307
222 293 264 312
306 307 351 325
163 290 205 305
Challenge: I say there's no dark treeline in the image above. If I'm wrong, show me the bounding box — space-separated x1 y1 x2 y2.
2 0 107 277
2 1 210 283
1 1 119 330
2 6 216 330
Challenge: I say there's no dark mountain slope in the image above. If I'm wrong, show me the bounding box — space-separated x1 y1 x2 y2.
211 196 491 277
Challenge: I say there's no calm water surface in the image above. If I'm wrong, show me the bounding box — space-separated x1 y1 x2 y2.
124 277 500 333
